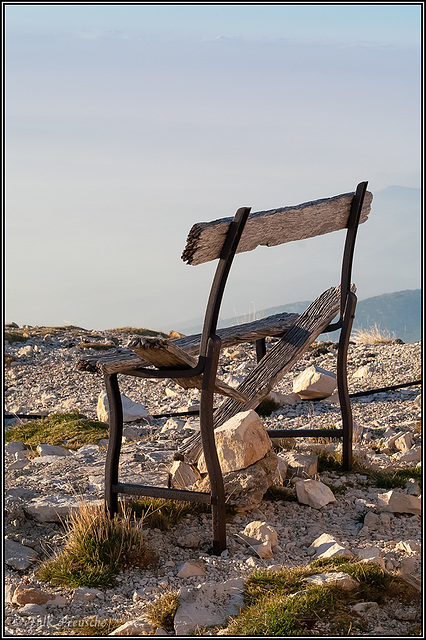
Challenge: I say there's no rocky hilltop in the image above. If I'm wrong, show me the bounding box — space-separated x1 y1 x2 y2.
4 326 422 636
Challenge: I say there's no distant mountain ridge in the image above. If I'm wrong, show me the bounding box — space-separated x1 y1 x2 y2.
178 290 421 343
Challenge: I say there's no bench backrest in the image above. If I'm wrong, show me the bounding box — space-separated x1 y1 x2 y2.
182 190 373 266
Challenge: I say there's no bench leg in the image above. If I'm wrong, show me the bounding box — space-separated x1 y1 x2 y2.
255 337 266 362
104 373 123 518
337 292 357 471
200 336 227 555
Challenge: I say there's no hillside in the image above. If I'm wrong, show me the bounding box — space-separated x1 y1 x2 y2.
180 289 421 343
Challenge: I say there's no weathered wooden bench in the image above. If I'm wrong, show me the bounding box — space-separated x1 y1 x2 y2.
77 181 373 554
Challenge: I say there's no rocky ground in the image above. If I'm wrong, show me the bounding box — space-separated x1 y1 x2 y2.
3 326 422 636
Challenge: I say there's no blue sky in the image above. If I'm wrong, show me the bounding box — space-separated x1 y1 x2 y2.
5 3 422 331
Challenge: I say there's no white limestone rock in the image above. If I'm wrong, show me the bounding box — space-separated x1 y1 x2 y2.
36 444 73 457
97 391 148 423
169 460 201 490
309 533 352 560
25 495 103 522
306 572 358 589
377 490 421 515
198 410 272 474
295 479 336 509
177 560 206 578
5 540 39 570
174 578 245 636
293 365 337 399
109 619 155 635
5 441 26 455
278 450 318 478
240 521 278 547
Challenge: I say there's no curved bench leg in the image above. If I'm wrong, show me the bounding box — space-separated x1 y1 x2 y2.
337 292 357 471
200 336 226 554
104 373 123 518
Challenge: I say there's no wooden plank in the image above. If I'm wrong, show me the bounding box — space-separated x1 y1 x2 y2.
128 311 299 357
128 337 248 402
181 285 350 462
182 191 373 266
76 312 299 374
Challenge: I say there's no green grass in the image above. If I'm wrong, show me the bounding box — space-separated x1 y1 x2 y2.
130 497 210 530
38 502 156 588
224 557 419 636
4 411 109 451
371 466 421 489
146 591 180 632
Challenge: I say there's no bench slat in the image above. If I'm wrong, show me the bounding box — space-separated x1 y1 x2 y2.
182 191 373 266
128 337 248 402
76 311 299 374
181 284 349 462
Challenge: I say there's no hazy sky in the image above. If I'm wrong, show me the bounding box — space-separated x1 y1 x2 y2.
5 3 421 331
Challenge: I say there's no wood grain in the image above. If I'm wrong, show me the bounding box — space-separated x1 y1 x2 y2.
182 191 373 265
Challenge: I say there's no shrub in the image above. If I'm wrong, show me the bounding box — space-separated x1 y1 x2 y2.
38 501 156 588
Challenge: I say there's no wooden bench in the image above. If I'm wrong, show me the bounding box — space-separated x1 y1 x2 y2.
77 181 373 554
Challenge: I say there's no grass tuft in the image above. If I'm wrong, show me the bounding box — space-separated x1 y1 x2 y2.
4 412 109 450
38 501 156 588
352 323 396 345
146 591 180 632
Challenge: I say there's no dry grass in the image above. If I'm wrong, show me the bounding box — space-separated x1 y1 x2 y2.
352 323 396 345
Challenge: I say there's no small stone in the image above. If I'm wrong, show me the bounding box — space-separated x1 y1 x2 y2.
169 460 201 489
12 585 52 606
5 540 39 570
177 532 202 548
306 571 358 589
109 619 155 635
241 521 279 547
293 365 337 399
36 444 73 457
177 560 206 578
295 479 336 509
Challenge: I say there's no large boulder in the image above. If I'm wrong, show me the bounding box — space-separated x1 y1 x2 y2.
197 410 271 474
193 450 278 514
293 365 337 399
